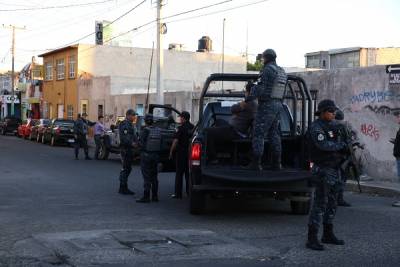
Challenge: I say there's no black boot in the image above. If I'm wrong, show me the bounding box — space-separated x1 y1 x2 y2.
321 224 344 245
152 183 159 202
306 224 324 250
270 153 282 171
243 155 262 171
118 183 135 195
136 191 151 203
337 194 351 207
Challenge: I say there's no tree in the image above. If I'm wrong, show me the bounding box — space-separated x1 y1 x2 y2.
247 60 263 71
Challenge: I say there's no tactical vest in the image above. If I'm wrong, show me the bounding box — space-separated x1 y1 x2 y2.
269 64 287 99
308 120 343 167
145 126 161 152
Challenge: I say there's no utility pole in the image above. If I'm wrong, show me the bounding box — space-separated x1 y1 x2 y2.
221 18 226 90
2 24 26 116
156 0 164 105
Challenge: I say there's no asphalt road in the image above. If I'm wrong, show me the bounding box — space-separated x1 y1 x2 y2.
0 135 399 267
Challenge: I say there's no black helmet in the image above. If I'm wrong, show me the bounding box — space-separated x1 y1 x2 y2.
126 109 137 116
335 109 344 121
315 99 338 115
262 49 277 60
144 113 153 124
179 111 190 121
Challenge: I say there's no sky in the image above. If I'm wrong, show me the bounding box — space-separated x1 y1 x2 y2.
1 0 400 71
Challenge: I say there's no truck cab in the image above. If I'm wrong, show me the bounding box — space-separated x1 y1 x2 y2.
189 73 317 214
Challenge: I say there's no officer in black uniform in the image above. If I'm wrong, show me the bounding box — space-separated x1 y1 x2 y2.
74 113 94 160
136 114 162 203
306 99 347 251
169 111 194 199
118 109 138 195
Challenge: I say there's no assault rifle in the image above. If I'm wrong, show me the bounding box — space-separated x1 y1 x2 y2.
337 123 364 193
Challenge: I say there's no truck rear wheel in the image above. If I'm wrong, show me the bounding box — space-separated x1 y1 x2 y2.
189 190 206 215
290 200 311 215
98 142 109 160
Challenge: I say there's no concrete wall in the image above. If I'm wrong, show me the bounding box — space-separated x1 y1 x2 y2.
297 66 399 181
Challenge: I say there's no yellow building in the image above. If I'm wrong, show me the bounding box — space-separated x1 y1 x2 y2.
39 45 78 119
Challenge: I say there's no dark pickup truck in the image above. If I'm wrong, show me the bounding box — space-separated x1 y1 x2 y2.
188 73 317 215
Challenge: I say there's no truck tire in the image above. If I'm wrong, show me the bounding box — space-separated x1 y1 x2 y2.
189 190 206 215
290 200 311 215
98 142 109 160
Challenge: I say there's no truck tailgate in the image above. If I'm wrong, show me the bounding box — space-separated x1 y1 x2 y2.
201 166 313 183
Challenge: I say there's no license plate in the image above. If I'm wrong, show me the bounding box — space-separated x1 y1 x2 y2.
68 139 75 143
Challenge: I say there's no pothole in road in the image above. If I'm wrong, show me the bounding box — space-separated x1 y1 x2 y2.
10 229 280 266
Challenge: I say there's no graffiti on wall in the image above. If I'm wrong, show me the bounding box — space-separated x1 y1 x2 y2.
351 90 400 105
363 105 400 116
360 123 380 141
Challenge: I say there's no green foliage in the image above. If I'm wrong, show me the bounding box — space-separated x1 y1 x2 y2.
247 60 263 71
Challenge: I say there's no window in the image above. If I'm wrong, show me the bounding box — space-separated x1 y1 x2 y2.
82 104 87 115
56 59 65 80
67 105 74 120
45 62 53 81
69 56 76 79
322 60 326 68
98 104 103 117
136 104 144 116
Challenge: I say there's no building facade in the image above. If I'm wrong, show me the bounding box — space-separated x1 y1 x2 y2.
305 47 400 69
39 46 78 120
40 44 246 122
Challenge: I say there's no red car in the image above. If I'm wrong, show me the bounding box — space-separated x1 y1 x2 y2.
17 119 38 139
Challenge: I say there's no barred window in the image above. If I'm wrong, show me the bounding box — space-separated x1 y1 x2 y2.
67 105 74 120
45 62 53 81
56 59 65 80
69 56 76 79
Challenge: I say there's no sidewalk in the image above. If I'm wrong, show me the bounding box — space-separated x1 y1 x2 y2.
346 178 400 198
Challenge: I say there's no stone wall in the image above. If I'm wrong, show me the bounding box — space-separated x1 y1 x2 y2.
297 66 399 181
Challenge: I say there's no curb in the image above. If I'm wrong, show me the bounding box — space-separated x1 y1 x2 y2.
346 180 400 198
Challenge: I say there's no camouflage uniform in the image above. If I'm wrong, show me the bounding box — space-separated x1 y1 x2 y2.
118 119 138 185
250 61 287 158
139 125 162 200
74 118 90 159
308 118 347 228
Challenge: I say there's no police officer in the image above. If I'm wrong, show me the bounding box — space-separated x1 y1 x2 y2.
118 109 138 195
306 99 347 251
335 110 352 207
169 111 194 199
245 49 287 171
136 114 162 203
74 113 94 160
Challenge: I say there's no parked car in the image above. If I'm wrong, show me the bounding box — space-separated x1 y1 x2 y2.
42 119 75 146
0 116 22 135
30 119 51 141
17 119 38 139
97 105 180 171
188 73 317 215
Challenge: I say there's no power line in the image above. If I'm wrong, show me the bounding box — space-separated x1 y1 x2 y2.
0 0 114 12
57 0 147 48
165 0 271 24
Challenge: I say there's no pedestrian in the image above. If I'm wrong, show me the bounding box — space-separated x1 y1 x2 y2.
94 115 106 160
169 111 194 199
306 99 347 251
118 109 138 195
392 116 400 207
334 110 352 207
136 114 162 203
74 113 94 160
206 82 257 164
244 49 287 171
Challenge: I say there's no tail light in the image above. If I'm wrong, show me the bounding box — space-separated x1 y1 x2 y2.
191 143 201 166
309 161 314 170
55 127 61 135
